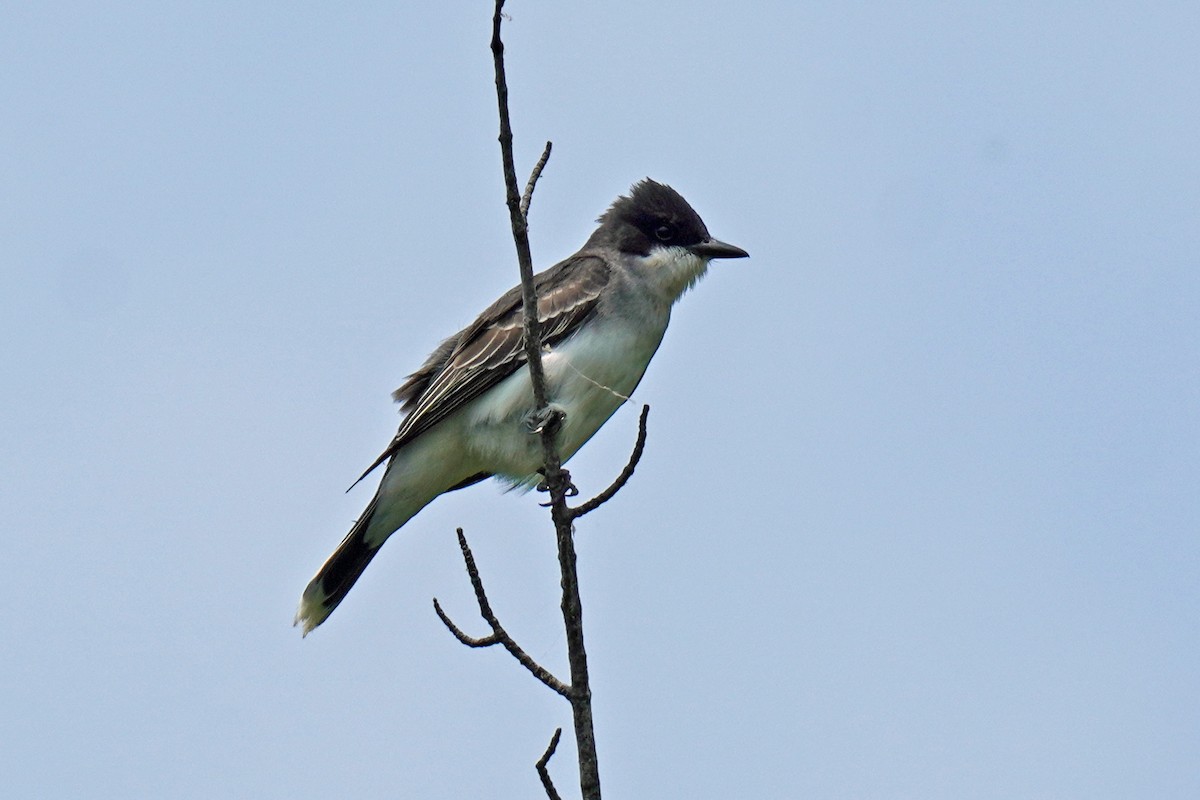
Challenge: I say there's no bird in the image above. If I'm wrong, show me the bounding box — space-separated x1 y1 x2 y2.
295 179 748 634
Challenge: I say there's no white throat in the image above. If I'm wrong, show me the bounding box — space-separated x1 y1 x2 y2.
639 245 711 305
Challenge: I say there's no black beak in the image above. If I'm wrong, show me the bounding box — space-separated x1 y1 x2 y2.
689 237 749 260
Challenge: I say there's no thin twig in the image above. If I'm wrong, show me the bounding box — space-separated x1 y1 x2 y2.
570 405 651 520
435 529 572 697
432 598 498 647
491 1 548 413
490 0 569 500
536 728 564 800
521 141 553 219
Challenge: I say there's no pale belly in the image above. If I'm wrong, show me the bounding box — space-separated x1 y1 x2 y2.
458 317 667 482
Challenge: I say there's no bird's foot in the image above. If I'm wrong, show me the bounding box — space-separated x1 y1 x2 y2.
536 468 578 504
525 404 566 435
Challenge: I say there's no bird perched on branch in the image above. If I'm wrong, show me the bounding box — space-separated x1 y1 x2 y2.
296 179 748 634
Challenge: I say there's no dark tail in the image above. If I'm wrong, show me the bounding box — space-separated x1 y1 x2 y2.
295 497 384 635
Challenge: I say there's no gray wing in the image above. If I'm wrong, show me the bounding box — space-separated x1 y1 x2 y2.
352 254 612 485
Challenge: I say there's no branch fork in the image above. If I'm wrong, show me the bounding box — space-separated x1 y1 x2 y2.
433 529 571 698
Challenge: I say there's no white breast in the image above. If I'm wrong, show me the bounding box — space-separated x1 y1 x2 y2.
460 311 669 482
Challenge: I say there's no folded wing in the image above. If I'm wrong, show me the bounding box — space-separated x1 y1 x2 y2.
353 254 612 484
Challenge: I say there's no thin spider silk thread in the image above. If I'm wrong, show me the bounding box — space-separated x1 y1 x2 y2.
553 350 634 405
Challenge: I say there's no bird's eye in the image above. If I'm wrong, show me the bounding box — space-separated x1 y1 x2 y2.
654 224 675 242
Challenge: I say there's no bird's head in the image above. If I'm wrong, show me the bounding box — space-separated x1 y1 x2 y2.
588 178 748 301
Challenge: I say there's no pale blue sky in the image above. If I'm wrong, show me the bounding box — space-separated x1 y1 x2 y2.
3 2 1198 797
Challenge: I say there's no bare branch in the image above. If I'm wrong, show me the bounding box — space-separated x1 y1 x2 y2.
491 0 571 504
491 4 601 797
437 529 572 697
491 1 549 412
520 141 553 220
570 405 651 520
536 728 564 800
432 598 498 648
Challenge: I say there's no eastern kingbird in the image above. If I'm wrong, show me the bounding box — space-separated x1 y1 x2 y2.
296 179 748 634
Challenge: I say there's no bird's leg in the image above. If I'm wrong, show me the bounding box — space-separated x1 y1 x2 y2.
527 404 576 502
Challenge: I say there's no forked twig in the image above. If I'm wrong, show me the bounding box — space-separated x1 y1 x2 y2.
433 529 571 698
432 599 497 648
536 728 564 800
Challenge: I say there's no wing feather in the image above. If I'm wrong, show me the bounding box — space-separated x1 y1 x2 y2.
352 254 611 485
